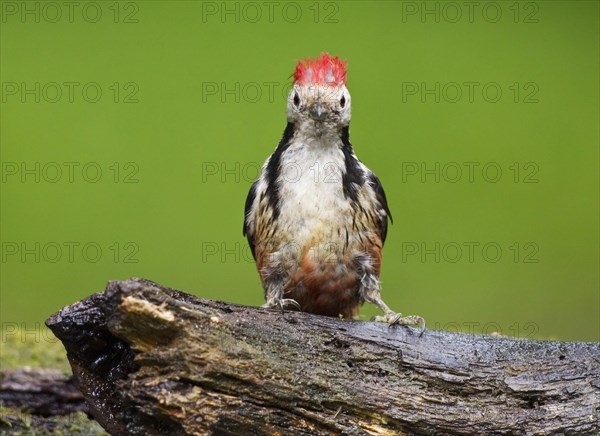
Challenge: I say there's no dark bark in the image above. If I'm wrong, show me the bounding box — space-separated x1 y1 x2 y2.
46 278 600 435
0 367 105 435
0 367 87 416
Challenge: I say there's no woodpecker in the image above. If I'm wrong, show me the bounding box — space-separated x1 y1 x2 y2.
243 53 424 331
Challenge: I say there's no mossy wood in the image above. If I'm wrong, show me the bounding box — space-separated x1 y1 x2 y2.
0 367 87 416
46 278 600 435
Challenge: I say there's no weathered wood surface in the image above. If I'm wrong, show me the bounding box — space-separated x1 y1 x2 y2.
46 278 600 435
0 367 87 416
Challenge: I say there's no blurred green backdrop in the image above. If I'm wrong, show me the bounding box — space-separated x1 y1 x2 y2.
1 1 598 342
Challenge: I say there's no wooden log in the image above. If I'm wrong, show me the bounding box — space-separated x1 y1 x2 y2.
46 278 600 435
0 367 87 416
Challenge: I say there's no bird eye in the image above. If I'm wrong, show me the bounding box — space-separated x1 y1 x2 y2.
340 95 346 108
293 92 300 107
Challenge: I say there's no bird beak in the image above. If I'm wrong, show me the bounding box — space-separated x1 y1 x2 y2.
309 101 328 121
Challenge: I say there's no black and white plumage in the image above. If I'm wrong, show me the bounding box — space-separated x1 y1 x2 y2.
243 54 423 330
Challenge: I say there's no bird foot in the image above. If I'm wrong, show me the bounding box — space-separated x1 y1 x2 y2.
261 298 301 313
372 312 426 336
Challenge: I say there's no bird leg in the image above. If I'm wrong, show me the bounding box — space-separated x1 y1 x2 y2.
261 298 301 313
369 293 426 335
260 268 300 313
357 262 425 335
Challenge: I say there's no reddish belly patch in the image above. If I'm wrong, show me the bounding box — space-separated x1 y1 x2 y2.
284 254 361 318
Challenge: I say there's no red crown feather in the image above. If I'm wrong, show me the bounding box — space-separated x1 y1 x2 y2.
293 53 347 86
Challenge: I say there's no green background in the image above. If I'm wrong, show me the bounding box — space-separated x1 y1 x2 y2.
1 1 598 342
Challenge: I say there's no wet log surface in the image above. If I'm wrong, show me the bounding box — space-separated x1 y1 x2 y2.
45 278 600 435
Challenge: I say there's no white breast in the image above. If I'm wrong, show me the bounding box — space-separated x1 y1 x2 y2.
276 137 353 246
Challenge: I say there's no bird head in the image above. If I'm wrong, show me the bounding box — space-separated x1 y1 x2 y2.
287 53 351 133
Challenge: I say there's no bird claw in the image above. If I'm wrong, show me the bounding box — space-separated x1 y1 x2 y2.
262 298 301 313
372 313 426 336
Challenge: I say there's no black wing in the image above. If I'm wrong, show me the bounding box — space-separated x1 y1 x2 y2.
367 172 393 245
242 124 294 261
243 181 258 260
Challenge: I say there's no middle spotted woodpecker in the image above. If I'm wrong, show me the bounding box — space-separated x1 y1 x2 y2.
243 53 424 331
